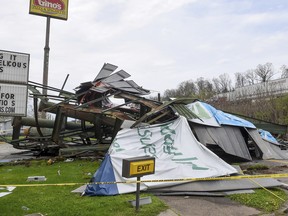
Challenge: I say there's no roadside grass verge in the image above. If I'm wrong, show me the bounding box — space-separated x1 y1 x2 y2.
0 159 167 216
228 188 287 213
245 164 269 171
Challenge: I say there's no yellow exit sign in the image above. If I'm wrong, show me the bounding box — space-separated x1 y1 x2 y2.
130 160 154 175
122 156 155 178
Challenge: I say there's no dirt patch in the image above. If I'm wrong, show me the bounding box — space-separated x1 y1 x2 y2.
240 161 288 175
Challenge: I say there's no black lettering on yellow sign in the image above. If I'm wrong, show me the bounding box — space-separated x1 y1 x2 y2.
122 157 155 178
130 160 154 176
137 164 151 172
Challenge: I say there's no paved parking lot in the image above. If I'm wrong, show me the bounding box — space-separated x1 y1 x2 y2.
158 159 288 216
158 195 262 216
0 142 35 162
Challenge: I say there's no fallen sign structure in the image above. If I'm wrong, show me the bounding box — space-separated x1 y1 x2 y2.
8 62 288 196
10 63 288 162
11 63 181 155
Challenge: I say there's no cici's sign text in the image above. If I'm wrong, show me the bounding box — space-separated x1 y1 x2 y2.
29 0 69 20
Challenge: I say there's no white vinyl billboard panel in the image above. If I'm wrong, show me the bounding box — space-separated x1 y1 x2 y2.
0 83 28 116
0 50 29 84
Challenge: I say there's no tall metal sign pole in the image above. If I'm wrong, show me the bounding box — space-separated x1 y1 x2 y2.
41 17 51 118
43 17 51 98
29 0 69 118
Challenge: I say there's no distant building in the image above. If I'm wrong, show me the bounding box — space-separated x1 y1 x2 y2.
0 118 12 135
214 77 288 101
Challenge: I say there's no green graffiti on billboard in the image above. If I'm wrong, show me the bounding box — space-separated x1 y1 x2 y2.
111 138 125 152
172 157 209 170
161 123 182 156
138 128 157 157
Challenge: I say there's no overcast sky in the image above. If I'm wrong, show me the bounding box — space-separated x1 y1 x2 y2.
1 0 288 97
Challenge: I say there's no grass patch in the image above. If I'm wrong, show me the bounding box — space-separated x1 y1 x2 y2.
228 188 287 213
246 164 269 171
0 159 167 216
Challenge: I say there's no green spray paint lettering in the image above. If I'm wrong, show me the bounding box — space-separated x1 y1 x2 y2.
137 128 157 157
141 143 157 156
163 134 174 145
172 157 209 170
161 123 182 156
138 129 152 137
160 123 176 136
111 138 125 152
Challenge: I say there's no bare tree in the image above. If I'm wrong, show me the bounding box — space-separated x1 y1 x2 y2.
177 80 197 97
195 77 214 100
163 89 178 99
245 69 257 85
218 73 232 93
212 78 221 93
255 62 274 82
234 72 246 88
204 79 214 94
280 65 288 78
196 77 205 93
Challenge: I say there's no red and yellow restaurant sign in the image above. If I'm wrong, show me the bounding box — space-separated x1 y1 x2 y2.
29 0 69 20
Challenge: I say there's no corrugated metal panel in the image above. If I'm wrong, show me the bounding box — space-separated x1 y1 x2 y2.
172 104 199 119
246 128 288 159
269 142 288 159
110 87 144 94
126 80 150 94
192 123 252 161
90 86 110 93
93 63 118 81
191 123 217 146
148 178 281 193
108 81 132 88
102 70 130 83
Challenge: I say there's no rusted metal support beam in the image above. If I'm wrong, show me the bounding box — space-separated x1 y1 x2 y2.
94 116 102 144
39 100 133 124
112 118 123 141
12 117 85 129
147 110 171 124
12 117 22 142
52 107 66 146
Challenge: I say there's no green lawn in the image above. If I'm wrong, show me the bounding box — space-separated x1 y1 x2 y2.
0 159 167 216
2 158 287 215
228 188 287 213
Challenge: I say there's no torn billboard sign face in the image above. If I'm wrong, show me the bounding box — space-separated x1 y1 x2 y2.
84 116 237 196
